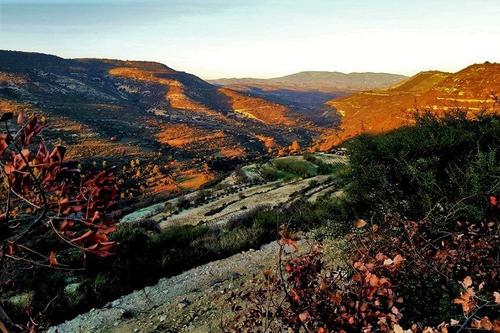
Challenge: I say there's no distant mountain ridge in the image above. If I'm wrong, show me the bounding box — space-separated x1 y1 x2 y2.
2 50 497 171
210 71 408 92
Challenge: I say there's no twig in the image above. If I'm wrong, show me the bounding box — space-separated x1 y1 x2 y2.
4 121 48 243
5 254 84 271
48 219 85 251
456 301 493 333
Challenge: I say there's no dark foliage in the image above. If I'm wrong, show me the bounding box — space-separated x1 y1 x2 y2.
348 111 499 223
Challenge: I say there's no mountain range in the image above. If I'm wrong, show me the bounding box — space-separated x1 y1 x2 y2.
209 71 408 92
1 50 498 193
0 51 315 162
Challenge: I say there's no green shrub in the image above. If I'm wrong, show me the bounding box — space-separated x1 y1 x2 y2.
347 111 500 223
260 165 279 181
177 196 191 210
273 158 317 178
317 161 337 175
303 153 318 163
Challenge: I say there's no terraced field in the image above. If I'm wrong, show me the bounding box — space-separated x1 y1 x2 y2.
121 154 348 228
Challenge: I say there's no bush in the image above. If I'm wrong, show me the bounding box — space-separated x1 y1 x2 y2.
273 158 317 178
177 196 192 210
303 153 318 163
193 191 207 206
347 111 500 224
225 216 499 332
260 165 279 181
225 112 500 332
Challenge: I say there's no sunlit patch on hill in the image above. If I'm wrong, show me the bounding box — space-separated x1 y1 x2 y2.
143 160 215 194
156 123 247 158
255 134 280 153
178 167 215 190
0 99 32 114
218 87 298 126
108 66 218 115
389 71 450 93
0 72 27 86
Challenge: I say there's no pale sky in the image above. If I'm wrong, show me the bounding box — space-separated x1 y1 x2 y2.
0 0 499 79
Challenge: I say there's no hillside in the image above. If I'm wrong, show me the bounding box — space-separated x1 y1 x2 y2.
0 50 322 193
45 114 500 333
210 71 407 127
315 63 500 150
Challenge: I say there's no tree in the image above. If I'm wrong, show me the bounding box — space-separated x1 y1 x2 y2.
0 111 118 331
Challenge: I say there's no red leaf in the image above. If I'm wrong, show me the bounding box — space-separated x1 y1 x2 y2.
463 276 473 288
354 219 367 228
7 242 15 256
290 288 301 302
298 311 309 323
281 237 297 251
0 134 9 155
17 111 24 126
59 219 74 232
49 251 59 266
58 197 70 206
90 211 102 224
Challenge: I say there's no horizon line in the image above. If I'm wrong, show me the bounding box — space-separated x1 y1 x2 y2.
1 48 496 81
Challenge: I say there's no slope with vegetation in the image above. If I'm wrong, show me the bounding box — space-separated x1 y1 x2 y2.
0 112 347 331
45 112 499 333
0 50 318 197
224 112 499 332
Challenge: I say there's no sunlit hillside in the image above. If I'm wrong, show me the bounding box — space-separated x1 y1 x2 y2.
315 62 500 150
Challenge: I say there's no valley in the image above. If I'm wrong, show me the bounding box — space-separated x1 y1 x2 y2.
1 0 499 331
0 50 499 333
50 153 348 333
0 51 346 201
6 52 497 201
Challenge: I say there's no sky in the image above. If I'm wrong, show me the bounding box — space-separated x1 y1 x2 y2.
0 0 499 79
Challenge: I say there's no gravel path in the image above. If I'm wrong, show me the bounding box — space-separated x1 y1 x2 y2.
48 241 298 333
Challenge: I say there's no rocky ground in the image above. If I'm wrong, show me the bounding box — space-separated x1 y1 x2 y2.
49 241 306 333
